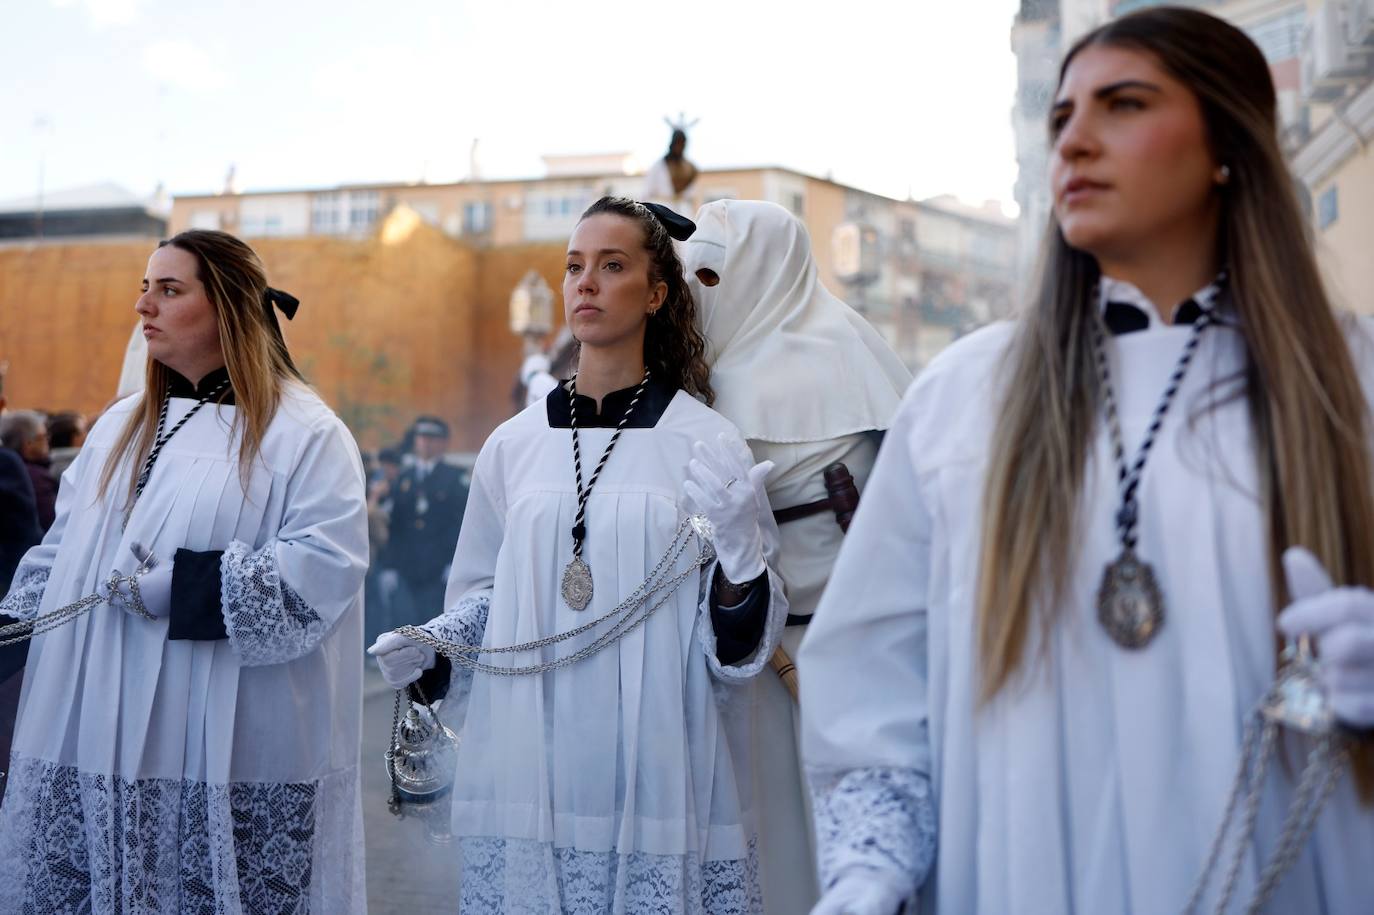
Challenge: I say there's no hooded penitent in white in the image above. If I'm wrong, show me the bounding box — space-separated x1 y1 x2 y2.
684 199 911 914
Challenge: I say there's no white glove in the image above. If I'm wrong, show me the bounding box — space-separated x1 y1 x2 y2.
106 542 173 619
367 631 436 689
1277 547 1374 728
811 872 907 915
682 433 774 585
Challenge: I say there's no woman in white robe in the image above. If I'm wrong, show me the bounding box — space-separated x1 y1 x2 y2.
371 197 788 914
682 199 911 914
0 229 369 914
801 9 1374 914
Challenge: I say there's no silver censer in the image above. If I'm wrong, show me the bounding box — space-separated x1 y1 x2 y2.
385 691 460 846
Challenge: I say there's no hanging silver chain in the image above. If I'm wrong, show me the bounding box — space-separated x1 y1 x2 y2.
1182 646 1350 915
393 515 714 677
0 557 158 648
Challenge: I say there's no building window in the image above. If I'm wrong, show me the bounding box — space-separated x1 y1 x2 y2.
312 190 380 234
1318 186 1339 230
789 192 805 217
899 218 916 242
463 201 492 234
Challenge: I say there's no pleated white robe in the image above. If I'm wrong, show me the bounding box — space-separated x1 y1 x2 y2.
0 384 369 914
801 315 1374 914
437 390 788 915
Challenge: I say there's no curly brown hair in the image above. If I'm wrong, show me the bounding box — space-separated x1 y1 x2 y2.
578 197 714 405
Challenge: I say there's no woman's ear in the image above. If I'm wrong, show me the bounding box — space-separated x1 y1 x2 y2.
648 280 668 315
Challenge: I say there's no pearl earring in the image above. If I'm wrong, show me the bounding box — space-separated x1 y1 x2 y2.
1217 165 1231 184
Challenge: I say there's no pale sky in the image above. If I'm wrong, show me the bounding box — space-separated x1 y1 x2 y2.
2 0 1022 210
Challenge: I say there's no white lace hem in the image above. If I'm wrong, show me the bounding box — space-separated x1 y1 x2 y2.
457 835 762 915
807 765 935 896
0 564 49 622
0 755 363 914
220 540 326 667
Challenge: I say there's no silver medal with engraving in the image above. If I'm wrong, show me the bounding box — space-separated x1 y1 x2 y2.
1096 549 1164 649
561 556 594 611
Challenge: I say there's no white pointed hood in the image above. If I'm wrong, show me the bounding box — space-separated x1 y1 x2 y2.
683 199 911 443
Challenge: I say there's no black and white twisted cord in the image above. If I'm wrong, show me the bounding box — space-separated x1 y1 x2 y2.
1092 309 1212 549
132 378 230 504
568 369 650 558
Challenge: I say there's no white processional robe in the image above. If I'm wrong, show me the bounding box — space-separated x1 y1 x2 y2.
0 383 369 914
685 199 911 914
800 306 1374 913
424 386 788 915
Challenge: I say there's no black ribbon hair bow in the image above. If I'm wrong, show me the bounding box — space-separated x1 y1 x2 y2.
641 202 696 241
263 287 300 320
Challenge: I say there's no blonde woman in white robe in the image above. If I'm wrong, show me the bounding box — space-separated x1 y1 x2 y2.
801 9 1374 914
683 199 911 914
371 197 789 914
0 230 370 913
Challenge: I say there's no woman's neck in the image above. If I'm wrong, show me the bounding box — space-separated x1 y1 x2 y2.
575 344 646 410
1098 216 1221 323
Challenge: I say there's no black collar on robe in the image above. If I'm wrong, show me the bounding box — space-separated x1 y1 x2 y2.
167 365 236 405
1102 298 1207 335
546 376 678 429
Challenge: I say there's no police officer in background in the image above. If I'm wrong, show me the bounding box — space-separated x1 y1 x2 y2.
381 416 468 625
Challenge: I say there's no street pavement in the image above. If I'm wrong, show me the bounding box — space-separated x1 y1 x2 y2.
362 666 461 914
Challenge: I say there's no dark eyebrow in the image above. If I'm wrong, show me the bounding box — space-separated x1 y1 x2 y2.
1054 78 1163 112
144 276 184 284
566 248 630 258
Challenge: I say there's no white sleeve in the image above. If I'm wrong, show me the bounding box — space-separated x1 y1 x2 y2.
221 417 369 666
799 390 936 894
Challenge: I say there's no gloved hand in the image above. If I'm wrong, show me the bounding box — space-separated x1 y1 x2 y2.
367 631 436 689
811 872 908 915
682 433 774 585
105 542 173 619
1278 546 1374 728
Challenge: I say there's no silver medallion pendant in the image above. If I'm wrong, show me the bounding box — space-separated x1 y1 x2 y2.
561 557 594 610
1096 549 1165 649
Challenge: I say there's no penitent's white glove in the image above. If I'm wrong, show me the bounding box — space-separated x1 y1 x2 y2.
106 542 173 619
1278 546 1374 728
682 433 774 585
810 872 907 915
367 631 436 689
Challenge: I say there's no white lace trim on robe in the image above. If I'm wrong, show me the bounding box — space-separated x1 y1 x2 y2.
221 540 326 667
1 564 50 621
457 836 762 915
808 765 934 897
0 754 361 915
418 589 491 717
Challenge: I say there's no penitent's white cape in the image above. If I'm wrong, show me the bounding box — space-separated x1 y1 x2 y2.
800 305 1374 913
0 384 370 914
684 199 911 914
434 388 788 914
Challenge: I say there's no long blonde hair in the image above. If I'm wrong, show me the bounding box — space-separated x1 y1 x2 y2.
101 230 305 503
976 7 1374 796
